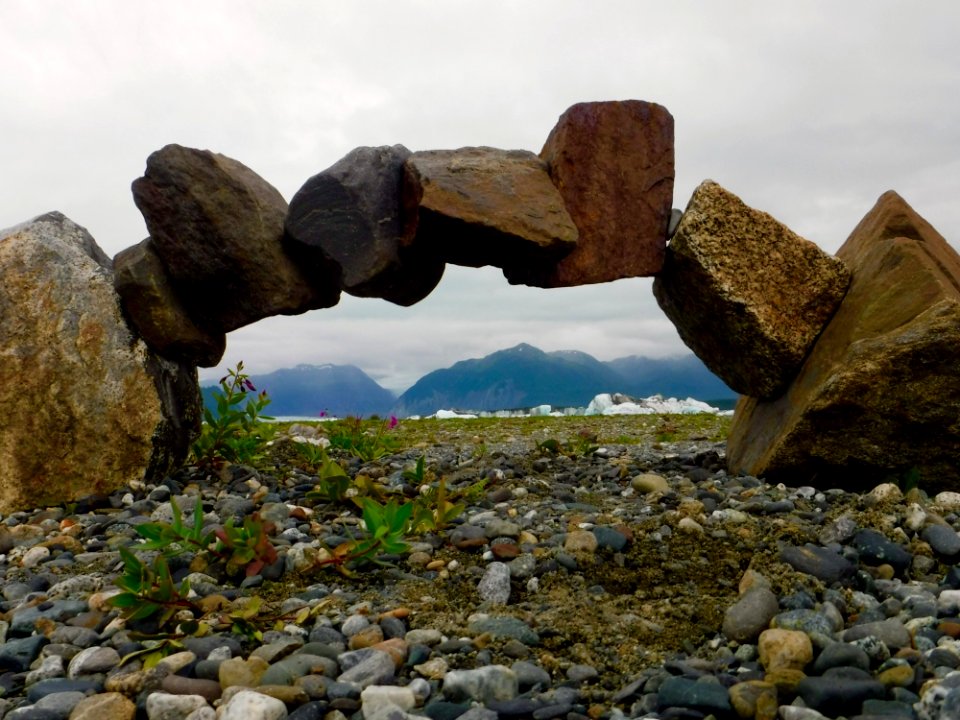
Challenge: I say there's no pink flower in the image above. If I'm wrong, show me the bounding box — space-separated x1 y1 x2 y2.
389 415 398 429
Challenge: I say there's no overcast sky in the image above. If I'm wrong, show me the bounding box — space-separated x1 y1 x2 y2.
2 2 958 392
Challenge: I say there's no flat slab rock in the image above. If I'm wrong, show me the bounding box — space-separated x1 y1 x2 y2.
653 180 851 399
401 147 578 271
727 191 960 493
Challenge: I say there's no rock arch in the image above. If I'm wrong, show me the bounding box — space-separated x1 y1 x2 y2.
115 100 675 369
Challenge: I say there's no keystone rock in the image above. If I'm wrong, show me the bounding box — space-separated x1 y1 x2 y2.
507 99 674 287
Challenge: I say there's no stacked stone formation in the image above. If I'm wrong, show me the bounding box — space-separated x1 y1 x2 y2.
115 99 674 369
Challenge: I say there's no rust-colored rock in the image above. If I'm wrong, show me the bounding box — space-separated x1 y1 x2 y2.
114 238 226 367
401 147 578 271
727 191 960 492
286 145 445 307
0 212 200 513
132 144 338 333
653 180 851 398
505 100 674 287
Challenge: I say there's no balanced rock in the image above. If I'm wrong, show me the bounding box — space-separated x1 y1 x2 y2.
113 238 225 366
132 144 337 333
727 191 960 492
401 147 578 271
0 213 200 513
286 145 445 306
653 180 851 398
506 100 674 287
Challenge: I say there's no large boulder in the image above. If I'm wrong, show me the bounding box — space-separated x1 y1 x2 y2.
401 147 578 271
286 145 445 307
114 238 226 367
0 212 201 513
727 191 960 492
132 144 338 333
653 181 851 398
506 100 675 287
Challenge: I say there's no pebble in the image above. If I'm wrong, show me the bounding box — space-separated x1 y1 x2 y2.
722 585 778 643
477 562 511 605
7 430 960 720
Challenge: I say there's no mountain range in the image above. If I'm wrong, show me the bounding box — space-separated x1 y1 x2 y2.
201 343 736 418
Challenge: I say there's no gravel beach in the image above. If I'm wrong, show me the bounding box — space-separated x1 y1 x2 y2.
1 415 959 720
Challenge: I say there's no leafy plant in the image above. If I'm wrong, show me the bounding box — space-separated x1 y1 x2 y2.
327 415 400 462
110 546 197 628
315 497 412 575
410 475 466 534
302 448 353 504
191 361 274 468
135 497 211 557
213 513 279 577
537 429 599 458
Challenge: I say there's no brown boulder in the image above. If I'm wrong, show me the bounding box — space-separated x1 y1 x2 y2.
401 147 578 270
505 100 674 287
286 145 445 306
653 180 851 398
727 191 960 492
132 144 338 333
114 238 226 367
0 212 200 513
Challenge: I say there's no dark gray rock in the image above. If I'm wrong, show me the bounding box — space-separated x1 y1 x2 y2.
813 642 871 674
853 529 913 575
0 635 49 672
780 544 857 584
722 586 778 643
655 676 731 714
923 524 960 557
795 676 885 715
286 145 444 306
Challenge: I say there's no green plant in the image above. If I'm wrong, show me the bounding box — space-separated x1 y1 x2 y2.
191 361 274 468
315 497 412 575
135 497 212 557
213 513 279 577
537 429 599 458
410 475 466 534
109 546 197 628
327 415 400 462
302 447 352 503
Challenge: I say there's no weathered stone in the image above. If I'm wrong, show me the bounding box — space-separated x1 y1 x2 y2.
401 147 577 271
507 100 674 287
132 144 337 333
0 212 200 513
286 145 445 306
653 180 851 398
727 191 960 492
113 238 225 366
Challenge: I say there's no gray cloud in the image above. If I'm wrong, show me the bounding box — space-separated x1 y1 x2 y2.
2 2 958 391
